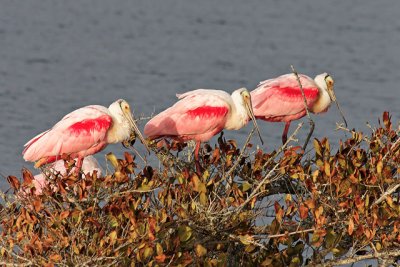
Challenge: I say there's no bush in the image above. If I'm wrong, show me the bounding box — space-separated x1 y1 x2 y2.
0 112 399 266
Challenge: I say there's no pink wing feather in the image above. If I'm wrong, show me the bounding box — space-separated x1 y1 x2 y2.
23 105 113 162
251 74 320 122
144 90 230 142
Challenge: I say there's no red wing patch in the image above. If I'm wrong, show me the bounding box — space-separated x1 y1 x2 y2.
278 87 319 101
186 106 228 119
68 115 112 135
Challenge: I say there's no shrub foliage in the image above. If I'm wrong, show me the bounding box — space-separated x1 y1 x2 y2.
1 112 399 266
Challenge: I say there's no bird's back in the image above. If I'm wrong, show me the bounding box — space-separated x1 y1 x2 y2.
144 89 231 142
23 105 112 162
251 74 319 122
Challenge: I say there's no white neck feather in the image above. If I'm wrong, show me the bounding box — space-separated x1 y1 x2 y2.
106 103 131 143
311 74 333 114
225 89 249 130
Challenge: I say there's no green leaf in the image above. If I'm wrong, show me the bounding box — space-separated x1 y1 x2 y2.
192 175 207 193
109 230 117 245
377 160 383 174
324 161 331 177
156 243 163 255
314 139 322 157
195 244 207 257
106 153 119 169
109 216 119 227
239 234 253 245
242 182 252 192
143 246 153 259
178 225 192 242
200 192 208 206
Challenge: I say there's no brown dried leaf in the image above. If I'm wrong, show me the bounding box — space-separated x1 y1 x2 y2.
348 218 354 235
299 204 309 220
7 175 20 190
49 254 62 262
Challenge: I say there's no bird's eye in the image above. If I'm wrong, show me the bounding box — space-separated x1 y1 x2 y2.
325 75 334 86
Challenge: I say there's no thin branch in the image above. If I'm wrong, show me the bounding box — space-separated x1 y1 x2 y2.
261 122 303 170
371 183 400 207
267 228 316 239
227 234 269 251
290 65 315 150
0 245 34 266
336 123 371 144
383 136 400 161
224 128 255 189
236 161 280 212
107 187 158 199
233 123 304 213
316 249 400 267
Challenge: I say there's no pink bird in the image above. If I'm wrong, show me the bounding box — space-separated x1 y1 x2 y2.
30 156 102 195
251 73 347 144
23 99 148 172
144 88 264 172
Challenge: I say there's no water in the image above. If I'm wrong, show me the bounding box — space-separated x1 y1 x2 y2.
1 0 399 190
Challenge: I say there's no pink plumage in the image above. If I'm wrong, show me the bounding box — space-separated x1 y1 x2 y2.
22 99 145 172
251 74 320 122
27 156 102 195
23 106 112 166
144 90 230 143
144 88 263 174
251 73 335 144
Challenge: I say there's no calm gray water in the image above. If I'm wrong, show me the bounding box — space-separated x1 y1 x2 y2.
1 0 399 189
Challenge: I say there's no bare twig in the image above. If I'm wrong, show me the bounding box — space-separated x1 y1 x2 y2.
224 128 255 190
290 65 315 150
235 123 304 212
383 136 400 162
0 245 34 266
227 234 269 251
125 145 148 166
261 122 304 170
106 185 158 199
371 183 400 207
315 249 400 267
236 161 280 212
336 123 371 144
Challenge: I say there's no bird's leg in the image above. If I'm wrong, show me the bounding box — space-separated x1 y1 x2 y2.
303 119 315 151
194 141 203 176
282 122 291 145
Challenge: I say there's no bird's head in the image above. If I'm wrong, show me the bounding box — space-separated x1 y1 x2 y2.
314 73 348 127
109 99 150 153
234 88 264 145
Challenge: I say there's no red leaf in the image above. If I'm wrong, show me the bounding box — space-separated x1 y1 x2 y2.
299 204 309 220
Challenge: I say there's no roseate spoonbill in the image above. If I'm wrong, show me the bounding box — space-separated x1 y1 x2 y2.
30 156 102 195
144 88 264 172
23 99 149 172
251 73 347 144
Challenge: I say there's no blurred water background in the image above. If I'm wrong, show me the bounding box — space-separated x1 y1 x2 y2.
1 0 399 190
